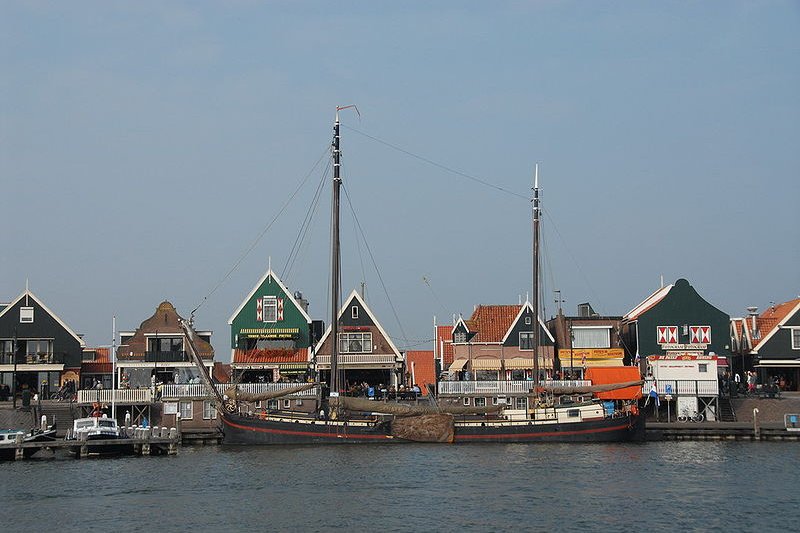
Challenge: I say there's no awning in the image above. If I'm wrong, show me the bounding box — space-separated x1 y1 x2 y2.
239 327 300 339
0 364 64 372
504 358 535 369
448 359 468 372
755 359 800 368
278 363 308 370
472 359 501 370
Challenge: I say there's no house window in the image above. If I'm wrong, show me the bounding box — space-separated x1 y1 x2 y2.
351 306 359 319
283 399 291 409
792 329 800 350
474 397 486 407
519 332 534 350
454 331 466 343
20 307 34 323
525 316 531 325
203 400 216 420
263 297 277 323
463 397 471 406
267 400 279 410
179 401 193 420
338 332 372 353
515 397 527 410
698 364 708 373
572 327 611 349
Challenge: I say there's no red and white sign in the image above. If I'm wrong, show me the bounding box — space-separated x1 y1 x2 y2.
277 298 284 321
657 326 678 344
690 325 710 344
256 298 263 321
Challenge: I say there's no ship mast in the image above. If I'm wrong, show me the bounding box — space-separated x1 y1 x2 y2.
329 109 343 396
531 164 540 394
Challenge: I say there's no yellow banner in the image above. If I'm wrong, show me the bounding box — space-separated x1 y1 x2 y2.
558 348 624 361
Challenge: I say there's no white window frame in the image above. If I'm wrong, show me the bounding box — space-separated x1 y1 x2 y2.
20 307 34 323
351 306 359 319
571 326 611 349
519 332 534 351
283 399 291 409
463 397 471 406
525 316 531 325
179 400 193 420
338 332 373 354
454 331 467 343
474 397 486 407
792 328 800 350
262 297 278 323
515 397 527 410
203 400 216 420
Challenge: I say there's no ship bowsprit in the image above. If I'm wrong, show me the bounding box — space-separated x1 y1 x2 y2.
390 413 454 443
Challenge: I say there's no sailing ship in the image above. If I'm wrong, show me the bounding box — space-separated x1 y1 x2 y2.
181 108 645 444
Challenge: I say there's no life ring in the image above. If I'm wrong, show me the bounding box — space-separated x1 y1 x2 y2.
631 404 639 416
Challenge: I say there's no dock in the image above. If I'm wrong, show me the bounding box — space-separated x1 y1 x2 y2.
0 426 180 460
646 421 800 441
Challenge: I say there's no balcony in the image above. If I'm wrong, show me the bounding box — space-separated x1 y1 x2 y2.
144 351 190 363
160 382 321 400
438 380 591 396
77 388 153 405
315 354 399 368
643 379 719 397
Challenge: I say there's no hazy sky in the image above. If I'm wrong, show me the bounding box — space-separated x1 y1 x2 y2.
2 1 798 359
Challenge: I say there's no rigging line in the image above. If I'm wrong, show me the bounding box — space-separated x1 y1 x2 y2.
422 276 449 316
342 124 530 201
541 206 604 314
391 337 436 349
282 159 330 281
341 164 368 289
341 182 409 344
191 143 331 315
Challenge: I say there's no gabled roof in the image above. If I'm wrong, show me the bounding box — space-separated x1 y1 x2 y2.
500 300 555 344
227 267 312 325
466 304 520 343
0 289 85 347
624 284 674 321
752 298 800 353
406 350 436 396
314 290 402 358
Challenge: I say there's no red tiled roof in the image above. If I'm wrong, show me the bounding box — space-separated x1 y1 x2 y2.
436 325 455 365
468 305 520 343
406 350 436 396
233 348 308 364
755 299 800 345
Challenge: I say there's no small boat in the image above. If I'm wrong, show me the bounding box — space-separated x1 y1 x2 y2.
66 416 133 455
0 426 57 460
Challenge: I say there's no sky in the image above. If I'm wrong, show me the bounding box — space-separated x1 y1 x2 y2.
2 1 798 360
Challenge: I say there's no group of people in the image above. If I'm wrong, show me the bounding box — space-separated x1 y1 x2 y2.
345 381 422 400
722 370 792 396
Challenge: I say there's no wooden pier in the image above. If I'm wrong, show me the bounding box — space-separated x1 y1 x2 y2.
646 421 800 441
0 426 180 460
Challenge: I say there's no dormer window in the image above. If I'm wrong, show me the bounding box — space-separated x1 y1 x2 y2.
525 316 531 325
351 306 359 319
454 331 467 343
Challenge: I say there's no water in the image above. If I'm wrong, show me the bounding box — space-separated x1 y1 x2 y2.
2 442 799 532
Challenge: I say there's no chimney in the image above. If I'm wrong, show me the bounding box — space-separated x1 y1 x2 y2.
746 307 758 338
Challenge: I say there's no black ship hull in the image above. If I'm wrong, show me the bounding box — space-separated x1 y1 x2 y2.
221 412 645 444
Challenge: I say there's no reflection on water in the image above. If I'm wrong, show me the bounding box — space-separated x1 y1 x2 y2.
1 442 798 532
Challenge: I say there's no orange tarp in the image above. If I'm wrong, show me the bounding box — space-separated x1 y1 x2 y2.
585 367 642 400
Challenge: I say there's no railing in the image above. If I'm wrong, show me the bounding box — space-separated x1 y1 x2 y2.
77 389 153 404
144 351 190 363
438 380 591 396
643 379 719 396
316 354 398 366
160 382 320 399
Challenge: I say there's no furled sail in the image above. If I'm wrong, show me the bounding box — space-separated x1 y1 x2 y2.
391 413 455 443
332 396 502 416
224 383 317 403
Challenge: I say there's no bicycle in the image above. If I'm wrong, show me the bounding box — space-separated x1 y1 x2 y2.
677 407 704 423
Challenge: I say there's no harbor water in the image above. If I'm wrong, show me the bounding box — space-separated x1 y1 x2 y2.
2 442 798 532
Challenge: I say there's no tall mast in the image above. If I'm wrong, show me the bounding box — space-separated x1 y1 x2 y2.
532 164 540 391
329 109 342 395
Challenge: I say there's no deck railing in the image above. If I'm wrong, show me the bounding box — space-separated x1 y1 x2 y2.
315 354 398 366
643 379 719 396
76 389 153 405
438 380 591 396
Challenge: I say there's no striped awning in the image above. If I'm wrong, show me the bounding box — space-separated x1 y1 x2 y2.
239 328 300 338
472 359 501 370
449 359 468 372
278 363 308 370
504 358 535 369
